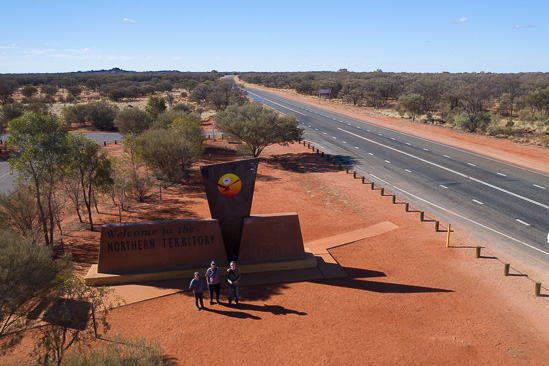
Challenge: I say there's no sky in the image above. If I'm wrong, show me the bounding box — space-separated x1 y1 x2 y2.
1 0 548 74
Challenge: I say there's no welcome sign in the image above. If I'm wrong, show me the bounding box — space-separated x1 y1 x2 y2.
97 218 226 273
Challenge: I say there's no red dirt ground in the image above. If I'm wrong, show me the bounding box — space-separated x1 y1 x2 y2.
3 88 549 365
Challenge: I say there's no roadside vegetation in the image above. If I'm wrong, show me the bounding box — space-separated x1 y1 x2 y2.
239 71 549 146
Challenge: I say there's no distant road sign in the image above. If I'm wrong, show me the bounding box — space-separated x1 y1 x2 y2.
252 97 264 103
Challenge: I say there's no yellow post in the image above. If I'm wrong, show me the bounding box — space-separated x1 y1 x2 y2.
446 224 451 247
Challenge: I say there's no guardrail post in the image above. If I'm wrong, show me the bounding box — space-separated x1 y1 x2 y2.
419 211 424 221
446 224 451 247
535 282 542 297
434 221 439 232
405 203 409 212
475 246 481 258
504 263 510 276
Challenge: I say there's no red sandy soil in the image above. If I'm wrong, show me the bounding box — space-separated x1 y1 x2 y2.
3 89 549 365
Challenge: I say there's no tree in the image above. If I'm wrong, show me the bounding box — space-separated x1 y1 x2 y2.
114 107 151 135
0 103 25 134
86 101 117 131
145 95 167 121
6 112 69 246
41 84 58 97
454 111 491 133
398 93 425 121
165 91 175 108
65 133 113 231
66 86 82 99
215 103 303 157
137 116 204 183
0 79 17 105
21 85 38 98
62 104 89 128
0 229 68 354
33 271 118 366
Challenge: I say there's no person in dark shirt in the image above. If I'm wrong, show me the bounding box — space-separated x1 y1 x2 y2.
205 261 221 305
189 272 205 311
227 261 240 305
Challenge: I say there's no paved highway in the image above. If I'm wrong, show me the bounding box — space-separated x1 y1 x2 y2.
0 132 122 195
245 87 549 269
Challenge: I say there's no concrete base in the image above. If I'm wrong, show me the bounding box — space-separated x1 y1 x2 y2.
85 249 317 286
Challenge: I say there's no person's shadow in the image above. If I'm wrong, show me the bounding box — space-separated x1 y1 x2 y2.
201 302 307 319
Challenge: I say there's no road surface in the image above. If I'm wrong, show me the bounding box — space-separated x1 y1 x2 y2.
245 87 549 269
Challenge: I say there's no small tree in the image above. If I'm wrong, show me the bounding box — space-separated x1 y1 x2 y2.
21 85 38 98
7 112 69 246
145 95 167 122
114 107 151 135
62 104 89 128
398 93 425 121
33 272 118 366
136 116 203 183
86 101 117 131
65 133 113 231
0 103 25 134
215 103 303 157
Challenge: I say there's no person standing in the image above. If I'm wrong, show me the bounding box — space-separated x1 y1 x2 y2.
189 272 205 311
205 260 221 305
227 261 240 305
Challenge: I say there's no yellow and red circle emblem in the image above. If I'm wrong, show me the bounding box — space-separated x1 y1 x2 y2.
217 173 242 197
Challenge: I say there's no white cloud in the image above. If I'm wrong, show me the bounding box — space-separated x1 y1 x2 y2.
123 18 136 23
454 17 469 24
513 24 534 29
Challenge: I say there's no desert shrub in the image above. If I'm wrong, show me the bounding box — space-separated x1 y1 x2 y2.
21 85 38 98
114 107 151 135
0 103 25 130
453 111 491 133
63 334 167 366
540 135 549 147
86 101 118 131
62 104 89 127
0 229 68 354
0 185 42 242
518 109 535 123
41 85 58 97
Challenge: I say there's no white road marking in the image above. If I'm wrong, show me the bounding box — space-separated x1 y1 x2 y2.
443 155 451 158
440 185 448 189
405 169 412 173
362 172 549 257
337 127 549 211
534 184 546 190
472 199 484 205
516 219 531 226
468 163 476 167
385 160 391 164
497 172 507 177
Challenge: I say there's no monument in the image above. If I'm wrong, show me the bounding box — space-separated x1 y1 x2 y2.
85 158 316 285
